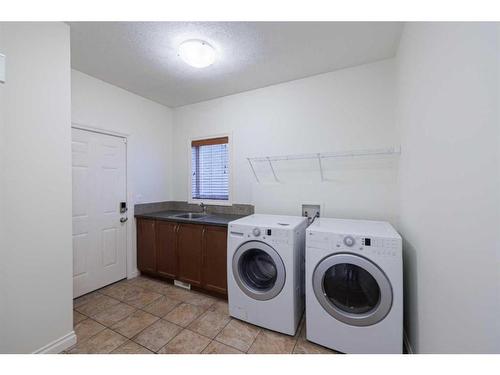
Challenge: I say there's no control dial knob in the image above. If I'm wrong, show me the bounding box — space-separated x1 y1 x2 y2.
252 227 261 237
343 236 355 247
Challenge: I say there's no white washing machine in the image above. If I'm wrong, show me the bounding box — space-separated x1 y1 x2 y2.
227 214 308 335
306 218 403 353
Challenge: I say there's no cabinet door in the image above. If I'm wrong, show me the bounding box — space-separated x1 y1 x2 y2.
156 221 178 279
202 225 228 295
136 218 156 274
177 223 203 286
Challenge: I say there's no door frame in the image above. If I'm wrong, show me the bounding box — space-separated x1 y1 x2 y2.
71 122 135 282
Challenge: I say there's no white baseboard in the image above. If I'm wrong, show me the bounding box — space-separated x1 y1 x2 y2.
403 330 414 354
127 269 139 279
33 331 77 354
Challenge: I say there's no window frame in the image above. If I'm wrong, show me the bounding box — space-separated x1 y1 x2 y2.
188 133 233 206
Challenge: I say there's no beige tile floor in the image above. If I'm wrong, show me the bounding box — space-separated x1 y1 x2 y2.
67 275 338 354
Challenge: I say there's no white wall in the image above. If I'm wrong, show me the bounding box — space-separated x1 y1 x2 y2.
397 22 500 353
0 22 74 353
71 70 174 277
0 22 6 351
173 59 399 222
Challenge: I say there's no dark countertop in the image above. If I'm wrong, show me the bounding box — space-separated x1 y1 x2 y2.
134 210 247 227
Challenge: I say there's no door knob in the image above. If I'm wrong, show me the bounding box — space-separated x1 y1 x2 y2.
120 217 128 223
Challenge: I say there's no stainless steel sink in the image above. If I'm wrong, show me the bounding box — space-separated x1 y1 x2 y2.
173 212 207 219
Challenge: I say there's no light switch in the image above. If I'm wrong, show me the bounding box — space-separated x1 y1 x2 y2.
0 53 5 83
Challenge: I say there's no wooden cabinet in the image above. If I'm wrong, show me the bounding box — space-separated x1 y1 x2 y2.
136 218 228 296
156 221 178 279
136 218 156 274
177 223 204 287
202 225 228 294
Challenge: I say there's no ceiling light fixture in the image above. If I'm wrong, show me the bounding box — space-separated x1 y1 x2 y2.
178 39 216 68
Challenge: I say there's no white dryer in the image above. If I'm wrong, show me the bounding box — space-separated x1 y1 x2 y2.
306 218 403 353
227 214 307 335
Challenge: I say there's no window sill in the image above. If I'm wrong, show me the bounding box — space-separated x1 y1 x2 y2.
189 198 232 206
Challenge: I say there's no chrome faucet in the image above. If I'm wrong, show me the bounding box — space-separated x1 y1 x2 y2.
200 202 207 214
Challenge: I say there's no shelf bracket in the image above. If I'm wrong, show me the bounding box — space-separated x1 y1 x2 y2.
267 157 280 183
317 153 325 182
247 158 260 183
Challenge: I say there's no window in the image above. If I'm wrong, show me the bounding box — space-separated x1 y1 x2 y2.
191 136 230 202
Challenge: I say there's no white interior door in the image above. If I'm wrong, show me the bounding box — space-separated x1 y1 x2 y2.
72 128 127 298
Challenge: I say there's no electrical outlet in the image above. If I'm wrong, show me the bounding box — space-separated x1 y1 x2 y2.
302 204 321 220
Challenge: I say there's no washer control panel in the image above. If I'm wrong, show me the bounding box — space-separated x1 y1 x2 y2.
243 227 290 245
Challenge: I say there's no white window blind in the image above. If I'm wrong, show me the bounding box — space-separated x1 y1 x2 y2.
191 137 229 201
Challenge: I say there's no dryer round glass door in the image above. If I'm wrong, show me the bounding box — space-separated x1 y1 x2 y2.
312 253 392 326
232 241 286 301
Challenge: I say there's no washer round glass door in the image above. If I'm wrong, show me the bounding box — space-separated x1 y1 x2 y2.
232 241 286 301
312 253 392 326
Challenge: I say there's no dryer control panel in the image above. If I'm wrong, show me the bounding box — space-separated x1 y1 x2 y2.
333 234 400 257
307 231 401 257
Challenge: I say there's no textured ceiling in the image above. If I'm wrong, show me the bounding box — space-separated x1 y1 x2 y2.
69 22 403 107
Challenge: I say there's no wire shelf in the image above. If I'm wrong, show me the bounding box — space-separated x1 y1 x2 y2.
247 146 401 183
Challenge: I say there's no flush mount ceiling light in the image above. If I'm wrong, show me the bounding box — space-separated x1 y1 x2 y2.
178 39 216 68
